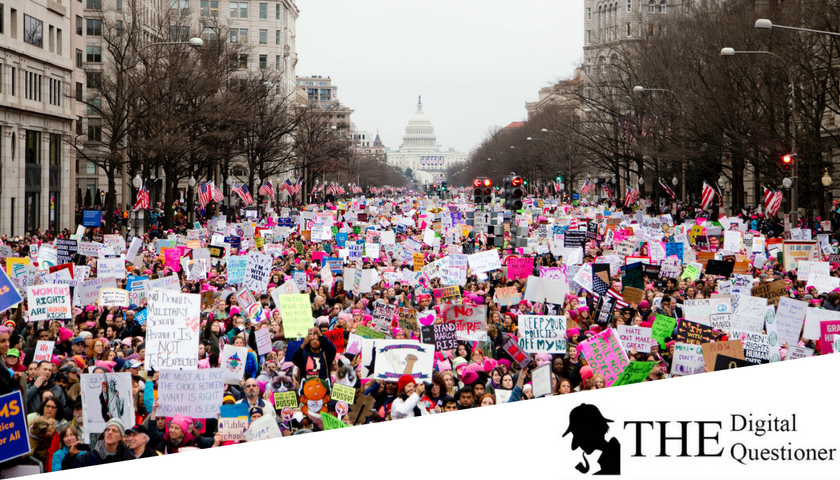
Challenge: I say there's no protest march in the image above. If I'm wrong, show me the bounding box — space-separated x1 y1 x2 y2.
2 190 840 476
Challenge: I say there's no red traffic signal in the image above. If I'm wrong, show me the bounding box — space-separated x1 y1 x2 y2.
782 155 793 164
511 177 522 187
484 179 492 187
473 179 482 188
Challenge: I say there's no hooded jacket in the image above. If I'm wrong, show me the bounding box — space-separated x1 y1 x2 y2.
62 439 135 469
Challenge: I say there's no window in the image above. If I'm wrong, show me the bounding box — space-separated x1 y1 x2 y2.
117 0 122 10
599 56 606 74
76 16 82 35
9 66 14 95
49 78 61 106
116 20 122 37
659 0 666 13
170 0 188 15
275 3 280 19
201 27 217 41
238 54 248 69
275 29 280 45
49 134 61 166
259 29 267 44
24 71 42 101
586 30 591 44
275 55 281 70
75 82 82 101
230 2 247 18
86 18 101 36
648 23 655 36
259 2 267 19
170 26 189 41
0 4 3 35
86 0 101 9
320 89 330 102
627 0 632 12
24 14 43 48
86 97 101 115
626 22 632 36
231 28 247 43
25 131 40 164
259 54 267 69
76 48 83 67
200 0 218 17
76 118 83 136
57 28 62 54
86 71 101 89
86 45 101 62
648 0 655 12
87 123 101 142
586 7 591 20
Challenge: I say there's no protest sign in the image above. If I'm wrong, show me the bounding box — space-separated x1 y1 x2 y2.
98 288 129 307
155 368 225 418
355 325 386 340
27 285 71 321
79 372 135 436
274 294 313 338
502 336 532 369
273 391 298 409
774 297 808 348
782 240 818 271
0 391 29 464
531 364 553 398
398 307 419 337
55 239 78 264
246 414 283 441
651 314 677 348
671 342 706 375
255 328 273 355
372 340 434 381
577 328 629 387
0 268 23 313
701 340 745 372
518 315 566 354
733 294 767 318
221 345 249 384
433 286 461 304
413 253 424 271
713 355 753 371
523 275 568 305
322 413 350 431
612 361 656 387
495 286 521 307
803 308 840 340
675 319 714 345
750 279 788 306
729 330 771 364
98 255 126 279
507 257 534 280
227 256 247 284
622 287 644 306
218 417 249 442
467 249 501 273
437 304 487 342
33 340 55 363
372 301 397 332
730 314 765 334
819 320 840 354
617 325 652 353
145 291 200 370
147 274 180 292
243 252 271 292
806 274 840 294
420 323 458 352
331 383 356 405
683 298 732 326
786 345 815 360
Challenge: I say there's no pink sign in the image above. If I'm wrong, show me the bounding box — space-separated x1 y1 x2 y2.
819 320 840 354
164 249 181 272
311 251 326 262
576 327 630 387
507 257 534 280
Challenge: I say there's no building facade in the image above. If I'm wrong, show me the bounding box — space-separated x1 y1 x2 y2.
296 75 353 138
0 0 81 236
385 98 467 185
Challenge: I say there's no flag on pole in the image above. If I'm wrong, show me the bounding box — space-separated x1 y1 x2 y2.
198 182 212 209
659 178 676 199
624 186 639 207
232 182 254 205
700 182 716 210
259 180 274 197
133 180 150 211
764 186 783 217
581 179 593 194
603 183 614 199
210 182 224 202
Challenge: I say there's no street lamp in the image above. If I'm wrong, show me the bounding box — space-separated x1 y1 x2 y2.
722 46 799 222
188 176 196 187
672 176 678 186
822 168 833 217
783 177 793 189
133 174 142 189
755 19 840 37
638 177 644 185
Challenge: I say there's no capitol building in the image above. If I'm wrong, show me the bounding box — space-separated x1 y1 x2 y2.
385 97 467 185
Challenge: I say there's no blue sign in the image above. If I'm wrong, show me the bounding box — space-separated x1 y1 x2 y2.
82 210 101 227
0 391 30 463
126 275 148 292
665 242 684 262
0 268 23 314
224 236 241 249
220 402 249 419
321 256 343 274
336 232 348 248
278 217 293 228
572 194 580 200
134 307 148 326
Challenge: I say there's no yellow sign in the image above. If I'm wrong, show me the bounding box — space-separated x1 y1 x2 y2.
413 253 424 272
6 258 29 277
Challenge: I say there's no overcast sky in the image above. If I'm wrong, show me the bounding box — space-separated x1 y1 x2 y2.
296 0 584 155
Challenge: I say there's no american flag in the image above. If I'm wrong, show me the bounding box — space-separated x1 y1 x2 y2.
603 183 614 199
133 180 150 211
624 186 639 207
232 182 254 205
700 182 716 210
592 287 630 309
280 178 294 194
293 178 303 195
210 181 224 202
659 178 676 199
198 182 212 208
581 179 593 194
764 186 783 217
259 180 274 197
554 181 561 193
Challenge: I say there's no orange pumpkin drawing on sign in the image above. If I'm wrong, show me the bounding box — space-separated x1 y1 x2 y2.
299 377 330 416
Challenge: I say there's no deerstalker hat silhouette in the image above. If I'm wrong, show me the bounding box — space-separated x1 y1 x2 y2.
563 404 614 444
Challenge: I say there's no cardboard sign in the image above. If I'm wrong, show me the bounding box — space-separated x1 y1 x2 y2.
420 323 457 352
495 286 521 308
701 340 745 372
651 314 677 348
33 340 55 363
331 383 356 405
518 315 566 354
79 372 135 435
99 288 129 307
774 297 808 348
617 325 652 353
577 327 629 387
672 342 706 375
218 417 249 442
675 319 714 345
622 286 644 306
467 249 501 273
145 291 200 370
750 279 787 306
274 294 313 338
371 340 434 381
0 391 30 463
155 368 225 418
437 304 487 342
27 285 72 321
273 391 298 409
398 307 420 337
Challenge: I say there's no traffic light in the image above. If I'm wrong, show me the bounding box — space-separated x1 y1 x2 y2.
503 173 524 211
555 172 562 182
782 154 794 171
474 177 492 204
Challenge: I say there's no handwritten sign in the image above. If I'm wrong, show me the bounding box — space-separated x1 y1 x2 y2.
617 325 652 353
33 340 55 363
98 288 129 307
275 294 312 338
243 252 271 293
331 383 356 405
518 315 566 354
144 291 200 370
155 368 224 418
273 391 298 409
577 327 629 387
420 323 458 352
651 314 677 348
27 285 71 321
437 304 487 342
672 342 705 375
612 361 656 387
701 339 745 372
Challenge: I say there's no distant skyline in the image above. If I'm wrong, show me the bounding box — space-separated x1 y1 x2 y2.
296 0 584 155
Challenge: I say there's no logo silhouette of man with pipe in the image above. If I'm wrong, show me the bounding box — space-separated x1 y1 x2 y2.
564 403 620 475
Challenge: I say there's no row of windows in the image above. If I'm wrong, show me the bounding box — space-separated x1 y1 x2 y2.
24 71 42 102
167 1 286 20
587 0 666 19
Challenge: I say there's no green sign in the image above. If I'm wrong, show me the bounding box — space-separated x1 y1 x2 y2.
322 412 350 430
353 226 361 235
331 383 356 405
680 265 700 281
276 294 313 338
273 390 298 409
355 325 385 339
612 361 656 387
652 314 677 349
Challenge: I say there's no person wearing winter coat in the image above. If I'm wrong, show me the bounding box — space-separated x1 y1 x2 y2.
62 419 135 469
390 375 430 420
